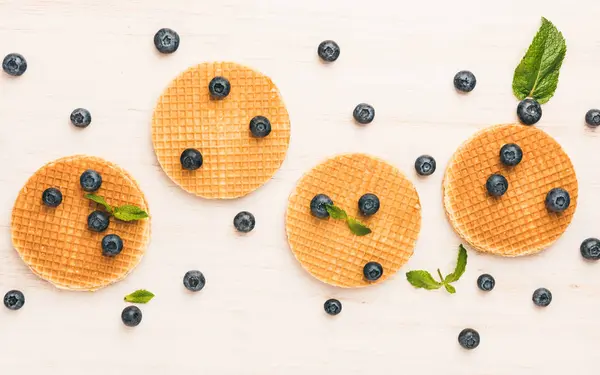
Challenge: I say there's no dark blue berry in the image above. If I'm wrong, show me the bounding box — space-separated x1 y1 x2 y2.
545 188 570 213
580 238 600 260
310 194 333 219
415 155 436 176
353 103 375 124
2 53 27 76
183 270 205 292
517 99 542 125
233 211 255 233
477 274 495 291
585 109 600 128
363 262 383 281
249 116 272 138
486 174 508 197
208 76 231 99
324 299 342 315
102 234 123 257
80 169 102 192
317 40 340 62
154 28 180 54
499 143 523 167
121 306 142 327
358 193 380 216
453 71 476 92
532 288 552 307
180 148 203 170
42 188 62 207
3 290 25 310
88 210 110 232
70 108 92 128
458 328 480 349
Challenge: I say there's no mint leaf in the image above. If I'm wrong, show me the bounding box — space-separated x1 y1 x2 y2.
406 270 443 290
444 245 468 283
85 193 113 213
444 284 456 294
113 205 149 222
124 289 155 303
512 17 567 104
325 204 347 220
346 217 372 236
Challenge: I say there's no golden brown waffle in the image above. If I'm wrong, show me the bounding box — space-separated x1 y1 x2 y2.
11 155 150 291
443 124 578 256
152 62 291 199
285 154 421 288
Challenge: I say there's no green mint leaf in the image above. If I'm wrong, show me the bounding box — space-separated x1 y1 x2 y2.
124 289 155 304
84 194 113 213
325 204 347 220
406 270 443 290
512 17 567 104
113 205 149 222
346 217 372 236
444 244 468 284
444 284 456 294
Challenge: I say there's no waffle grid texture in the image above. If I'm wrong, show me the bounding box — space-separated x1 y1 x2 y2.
152 62 291 199
443 124 578 256
11 155 150 291
285 154 421 288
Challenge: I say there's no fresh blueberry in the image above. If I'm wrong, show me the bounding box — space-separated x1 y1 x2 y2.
102 234 123 257
486 174 508 197
532 288 552 307
363 262 383 281
121 306 142 327
477 274 495 291
153 28 180 54
310 194 333 219
70 108 92 128
458 328 480 350
585 109 600 128
358 193 380 216
580 238 600 260
180 148 203 170
2 53 27 76
517 98 542 125
80 169 102 192
453 70 476 93
317 40 340 62
545 188 570 213
353 103 375 124
249 116 272 138
3 290 25 310
324 298 342 315
42 188 62 207
88 210 110 232
415 155 436 176
234 211 255 233
183 270 206 292
208 76 231 99
499 143 523 167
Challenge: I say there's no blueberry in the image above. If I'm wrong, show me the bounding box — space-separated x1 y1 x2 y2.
317 40 340 62
545 188 570 213
580 238 600 260
310 194 333 219
249 116 272 138
486 174 508 197
101 234 123 257
499 143 523 167
88 210 110 232
358 193 380 216
517 98 542 125
532 288 552 307
323 299 342 315
180 148 203 170
2 53 27 76
477 274 495 291
183 270 206 292
208 76 231 99
121 306 142 327
585 109 600 128
458 328 480 350
453 70 476 93
80 169 102 192
353 103 375 124
3 290 25 310
234 211 255 233
70 108 92 128
42 188 63 207
415 155 436 176
363 262 383 281
153 28 180 54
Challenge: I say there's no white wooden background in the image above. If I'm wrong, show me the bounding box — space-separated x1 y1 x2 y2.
1 0 600 374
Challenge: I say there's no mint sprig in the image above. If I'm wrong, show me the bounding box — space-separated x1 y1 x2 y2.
512 17 566 104
325 204 371 236
85 194 149 222
406 244 468 294
124 289 155 304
